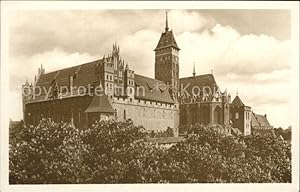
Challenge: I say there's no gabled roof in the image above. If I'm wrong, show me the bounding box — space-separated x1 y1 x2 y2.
31 59 103 102
85 95 115 113
134 74 174 103
231 96 245 107
179 74 217 97
251 112 271 128
36 59 102 89
154 30 180 51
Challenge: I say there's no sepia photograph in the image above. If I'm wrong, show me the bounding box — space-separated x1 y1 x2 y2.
1 1 299 192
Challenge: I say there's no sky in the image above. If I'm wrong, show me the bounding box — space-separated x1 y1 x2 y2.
8 9 292 128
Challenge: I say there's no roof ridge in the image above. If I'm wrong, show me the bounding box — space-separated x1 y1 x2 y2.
180 73 213 80
40 58 103 76
135 74 166 84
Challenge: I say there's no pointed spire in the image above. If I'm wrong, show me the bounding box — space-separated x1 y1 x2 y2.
193 62 196 77
165 11 169 32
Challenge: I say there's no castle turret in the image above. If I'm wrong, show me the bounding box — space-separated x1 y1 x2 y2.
230 95 251 135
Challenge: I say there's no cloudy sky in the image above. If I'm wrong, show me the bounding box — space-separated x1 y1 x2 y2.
8 9 291 128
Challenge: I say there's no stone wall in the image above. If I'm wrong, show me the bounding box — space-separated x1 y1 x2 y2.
112 97 179 134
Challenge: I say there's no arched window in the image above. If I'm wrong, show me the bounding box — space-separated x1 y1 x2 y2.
235 112 239 119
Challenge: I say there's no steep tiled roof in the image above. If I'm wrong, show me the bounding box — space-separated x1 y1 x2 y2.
179 74 217 98
251 112 272 128
231 96 245 107
85 95 115 113
251 112 260 127
36 59 102 90
31 59 103 102
154 30 180 50
251 112 274 136
255 114 271 127
134 74 175 103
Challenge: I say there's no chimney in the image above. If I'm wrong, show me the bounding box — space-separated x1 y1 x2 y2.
264 114 267 118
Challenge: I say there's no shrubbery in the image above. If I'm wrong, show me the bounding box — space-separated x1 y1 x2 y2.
9 119 291 184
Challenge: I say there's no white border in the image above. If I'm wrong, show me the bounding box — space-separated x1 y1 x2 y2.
1 1 299 192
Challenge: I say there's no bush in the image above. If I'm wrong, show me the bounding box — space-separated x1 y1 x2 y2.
9 120 291 183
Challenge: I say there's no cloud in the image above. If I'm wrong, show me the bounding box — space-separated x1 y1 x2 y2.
168 10 213 33
177 24 291 78
9 48 96 91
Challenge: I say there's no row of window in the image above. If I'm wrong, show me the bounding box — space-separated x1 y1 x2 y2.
114 78 123 84
159 56 178 61
106 71 126 81
156 47 178 53
106 74 113 81
234 111 251 120
128 79 134 86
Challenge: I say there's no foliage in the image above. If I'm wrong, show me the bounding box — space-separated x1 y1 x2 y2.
9 120 291 184
9 119 88 184
148 127 174 138
274 127 291 141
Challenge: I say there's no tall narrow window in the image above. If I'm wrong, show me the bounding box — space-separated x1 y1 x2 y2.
124 109 126 120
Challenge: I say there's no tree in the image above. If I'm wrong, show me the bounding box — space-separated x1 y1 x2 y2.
9 119 88 184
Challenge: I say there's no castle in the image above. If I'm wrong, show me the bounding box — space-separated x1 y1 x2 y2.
22 13 272 136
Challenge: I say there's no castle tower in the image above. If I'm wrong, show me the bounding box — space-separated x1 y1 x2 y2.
154 12 180 99
230 95 252 135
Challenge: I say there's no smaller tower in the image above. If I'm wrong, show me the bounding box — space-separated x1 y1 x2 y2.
230 95 251 135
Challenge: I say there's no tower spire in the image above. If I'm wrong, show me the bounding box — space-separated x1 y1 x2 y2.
193 62 196 77
165 11 169 32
